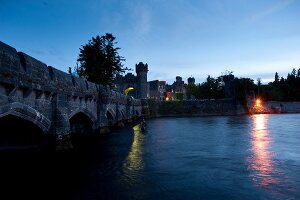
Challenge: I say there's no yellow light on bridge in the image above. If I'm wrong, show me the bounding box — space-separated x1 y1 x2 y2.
124 87 134 96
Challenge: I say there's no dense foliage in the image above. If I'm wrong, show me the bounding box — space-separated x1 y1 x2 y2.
75 33 128 86
185 68 300 102
260 68 300 101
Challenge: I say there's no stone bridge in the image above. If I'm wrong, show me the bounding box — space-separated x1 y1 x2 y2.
0 41 145 151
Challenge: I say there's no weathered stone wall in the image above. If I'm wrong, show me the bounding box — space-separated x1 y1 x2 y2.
264 101 300 113
0 41 143 150
147 99 246 117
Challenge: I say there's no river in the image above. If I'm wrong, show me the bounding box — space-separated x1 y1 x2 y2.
1 114 300 200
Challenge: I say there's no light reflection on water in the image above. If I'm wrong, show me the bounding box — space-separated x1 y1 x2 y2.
249 114 278 187
121 124 145 185
2 115 300 200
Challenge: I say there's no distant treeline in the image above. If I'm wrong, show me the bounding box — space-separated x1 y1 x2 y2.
186 68 300 102
260 68 300 101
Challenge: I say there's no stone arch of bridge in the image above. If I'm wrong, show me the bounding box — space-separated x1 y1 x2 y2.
68 108 96 128
0 115 49 149
69 111 94 149
69 112 94 135
0 103 51 148
106 109 115 121
0 102 51 133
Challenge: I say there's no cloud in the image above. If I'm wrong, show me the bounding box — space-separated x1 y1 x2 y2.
29 47 61 57
137 10 151 35
29 49 46 55
148 71 170 82
125 1 152 36
246 0 294 23
48 48 61 56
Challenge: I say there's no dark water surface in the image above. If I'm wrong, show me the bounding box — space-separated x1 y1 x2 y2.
1 114 300 200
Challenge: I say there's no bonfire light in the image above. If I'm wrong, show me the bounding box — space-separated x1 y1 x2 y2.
255 98 262 107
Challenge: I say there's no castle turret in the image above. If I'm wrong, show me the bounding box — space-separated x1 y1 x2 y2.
136 62 148 99
176 76 182 83
188 77 195 84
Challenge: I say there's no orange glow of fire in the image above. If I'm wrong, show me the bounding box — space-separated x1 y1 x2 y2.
255 98 262 107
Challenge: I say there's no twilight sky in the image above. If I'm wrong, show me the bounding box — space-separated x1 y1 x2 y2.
1 0 300 84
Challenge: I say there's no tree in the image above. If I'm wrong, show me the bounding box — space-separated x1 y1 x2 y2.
75 33 128 86
175 92 184 101
257 78 261 95
197 75 224 99
291 68 297 77
280 77 284 84
220 70 234 82
68 67 72 74
274 72 279 83
234 78 255 105
186 82 198 99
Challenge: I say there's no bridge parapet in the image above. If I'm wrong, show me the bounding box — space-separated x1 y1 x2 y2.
0 41 143 151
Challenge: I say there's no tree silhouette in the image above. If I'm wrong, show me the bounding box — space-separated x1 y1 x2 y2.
274 72 279 83
75 33 128 86
186 82 198 99
257 78 261 95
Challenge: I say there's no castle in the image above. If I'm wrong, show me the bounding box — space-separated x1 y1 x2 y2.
115 62 148 99
115 62 191 100
116 62 236 101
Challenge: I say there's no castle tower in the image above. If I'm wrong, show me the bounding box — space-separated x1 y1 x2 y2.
136 62 148 99
176 76 182 83
188 77 195 84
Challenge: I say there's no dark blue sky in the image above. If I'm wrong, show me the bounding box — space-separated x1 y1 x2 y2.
1 0 300 83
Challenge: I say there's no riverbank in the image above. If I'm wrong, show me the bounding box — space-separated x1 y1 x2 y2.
146 99 247 118
264 101 300 113
145 99 300 118
248 100 300 114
